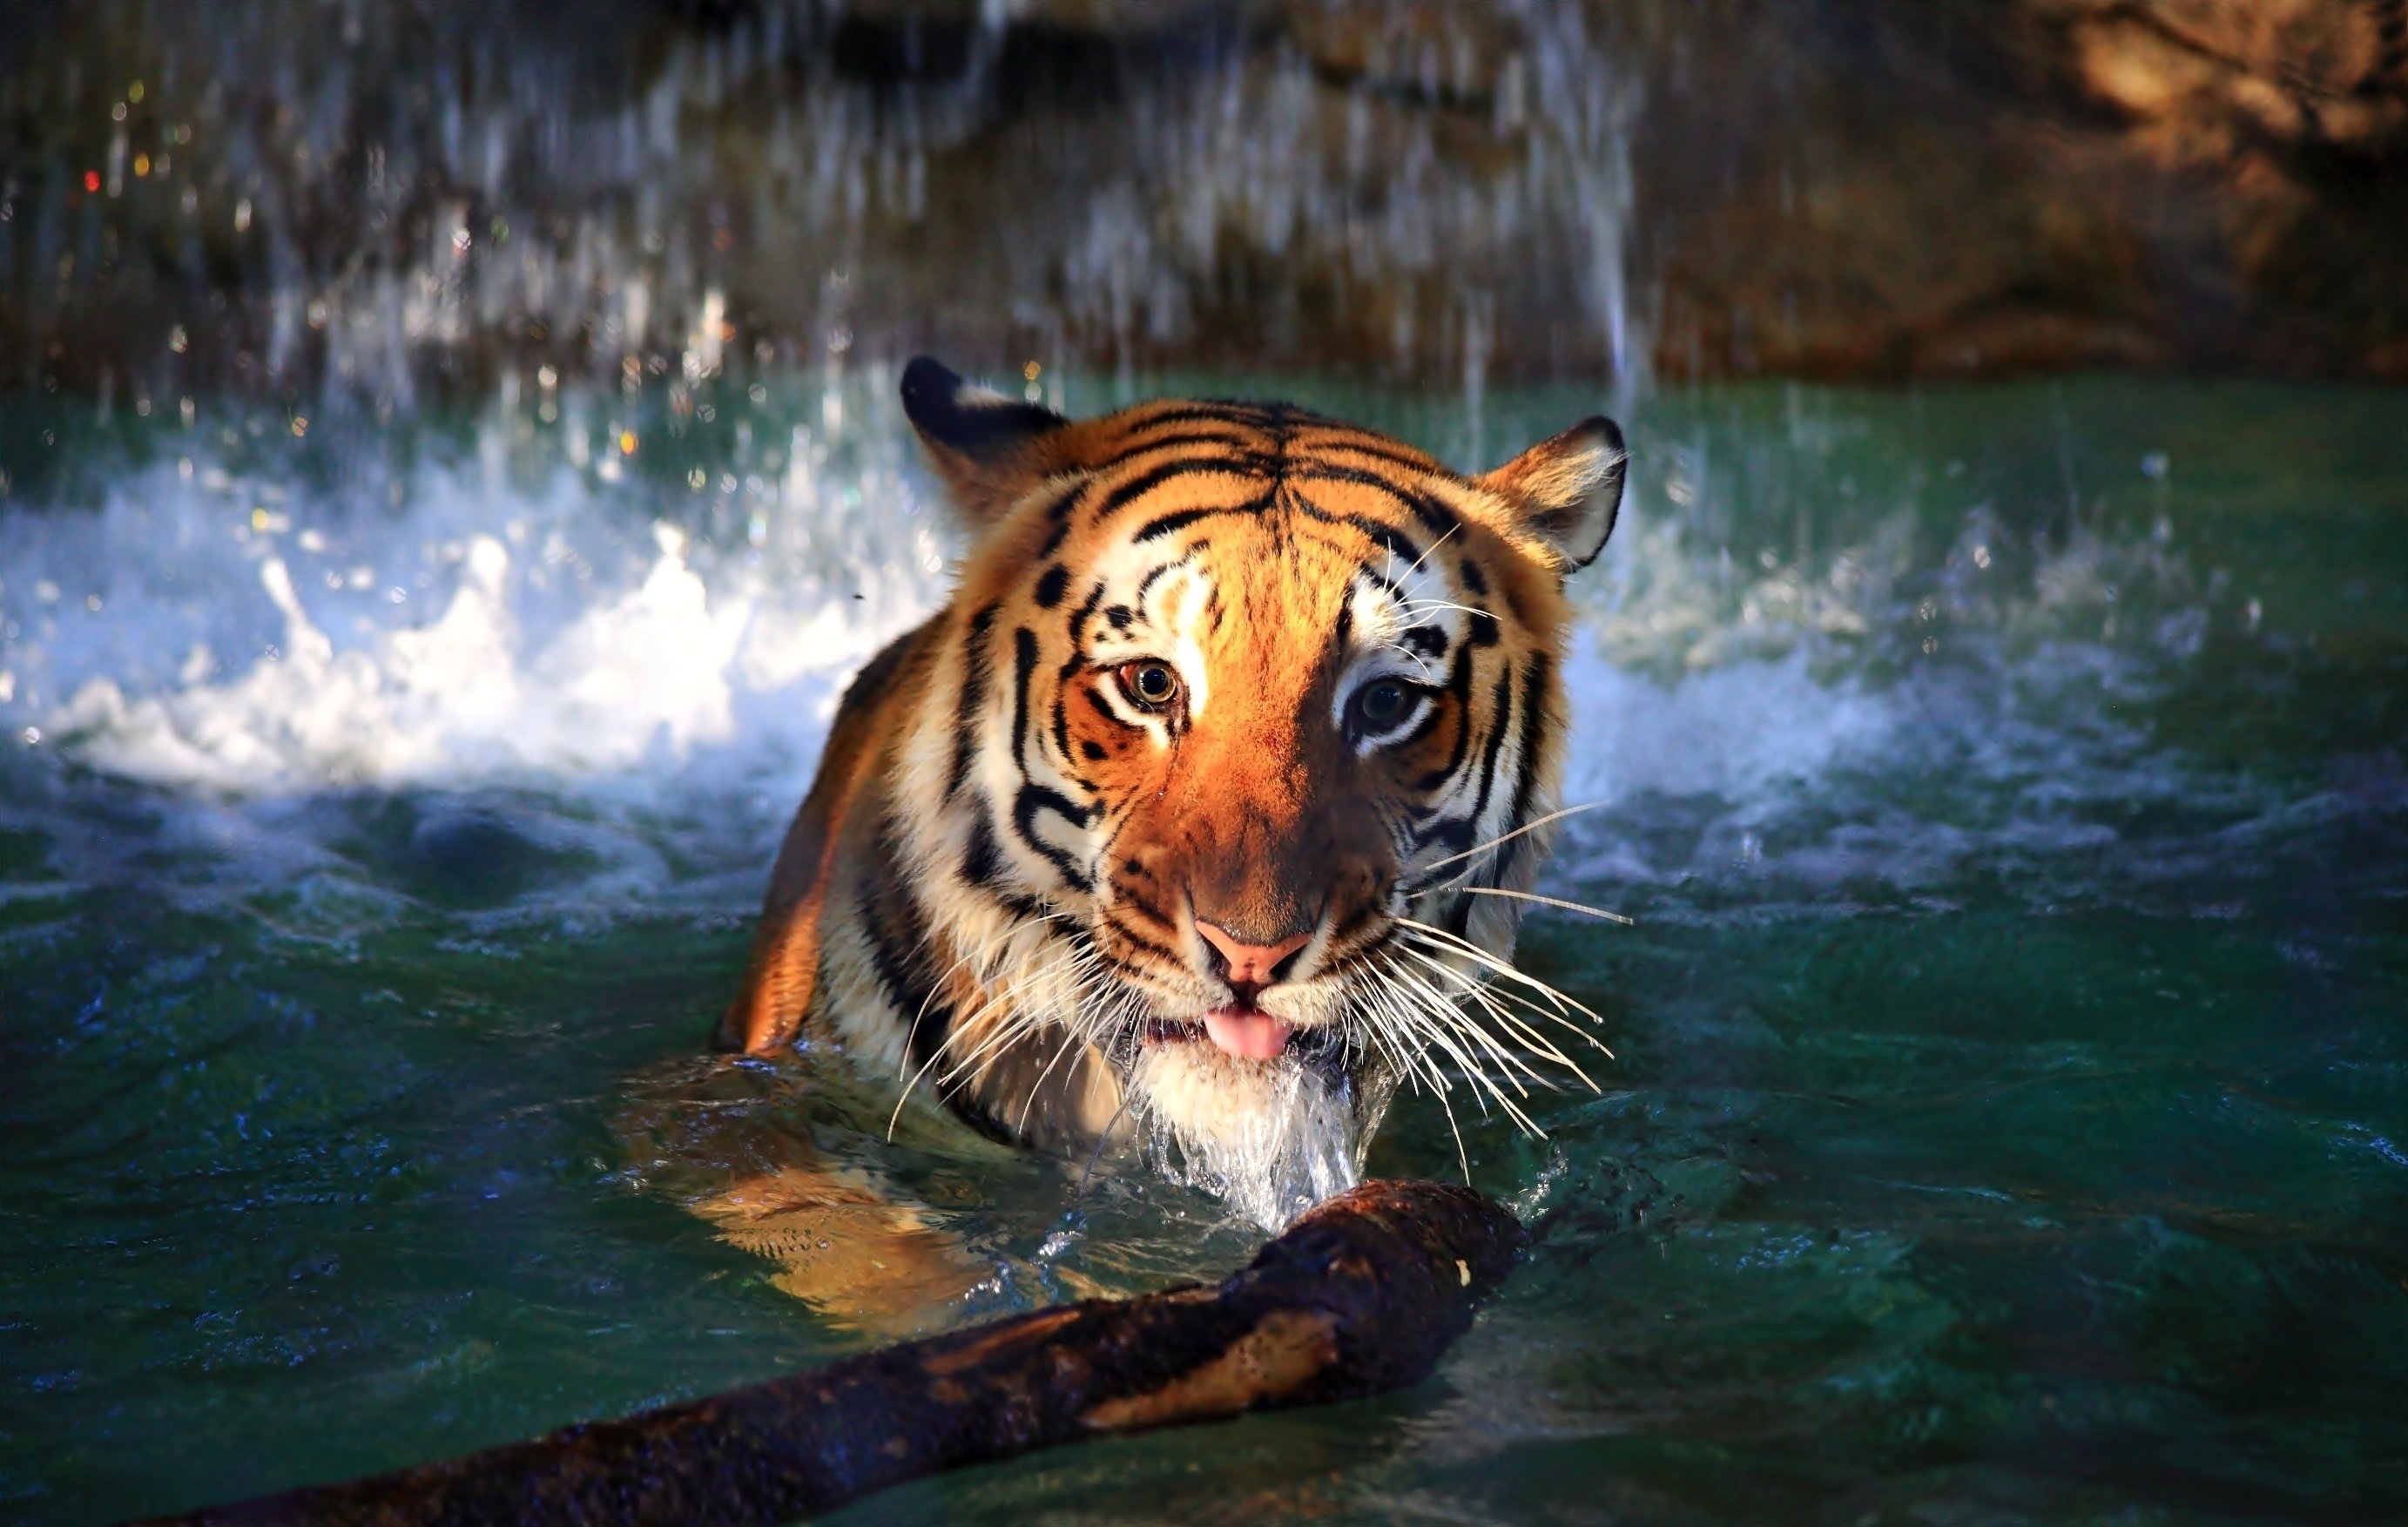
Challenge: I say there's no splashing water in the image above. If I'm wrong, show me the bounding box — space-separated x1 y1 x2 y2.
1130 1045 1395 1232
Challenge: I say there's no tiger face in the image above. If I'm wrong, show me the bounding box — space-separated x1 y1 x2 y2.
724 358 1625 1224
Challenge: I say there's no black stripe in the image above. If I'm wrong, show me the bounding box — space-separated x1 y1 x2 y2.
996 890 1051 922
1111 402 1276 434
1065 579 1108 648
1467 659 1518 831
1093 459 1263 524
1411 643 1480 791
1103 914 1185 968
1468 611 1500 647
1292 463 1458 537
1134 506 1224 543
1328 899 1380 943
1297 434 1441 474
1117 888 1174 929
1089 429 1271 472
1053 574 1105 764
1409 814 1477 861
1013 783 1096 890
1032 477 1086 559
1104 605 1134 631
863 891 939 1045
1010 626 1039 769
1501 654 1552 852
857 843 968 1125
1400 625 1448 659
946 605 998 801
961 814 1003 888
1458 557 1488 596
1033 564 1070 609
1135 550 1200 607
1050 693 1075 770
1285 496 1421 564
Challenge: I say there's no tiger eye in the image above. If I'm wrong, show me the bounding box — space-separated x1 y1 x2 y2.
1121 660 1181 709
1354 680 1412 728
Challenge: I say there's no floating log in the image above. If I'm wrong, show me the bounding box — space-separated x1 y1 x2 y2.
142 1180 1523 1527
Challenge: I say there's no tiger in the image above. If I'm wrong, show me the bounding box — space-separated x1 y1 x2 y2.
701 356 1624 1321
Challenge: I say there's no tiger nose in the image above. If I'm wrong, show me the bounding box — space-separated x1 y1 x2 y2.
1194 921 1314 989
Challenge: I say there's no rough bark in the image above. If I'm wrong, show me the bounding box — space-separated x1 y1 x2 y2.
134 1180 1523 1527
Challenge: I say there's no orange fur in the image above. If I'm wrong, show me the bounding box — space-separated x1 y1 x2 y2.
722 361 1625 1184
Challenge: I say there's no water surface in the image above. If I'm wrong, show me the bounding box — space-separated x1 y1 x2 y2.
3 372 2405 1524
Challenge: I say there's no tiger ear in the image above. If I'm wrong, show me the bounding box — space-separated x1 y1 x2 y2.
1476 416 1627 572
900 355 1070 526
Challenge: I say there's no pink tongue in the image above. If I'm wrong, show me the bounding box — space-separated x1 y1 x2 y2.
1201 1009 1293 1060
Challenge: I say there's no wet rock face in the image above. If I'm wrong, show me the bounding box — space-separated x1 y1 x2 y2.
1645 0 2408 380
1 0 2401 405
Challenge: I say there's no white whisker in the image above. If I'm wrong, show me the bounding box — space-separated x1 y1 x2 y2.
1395 916 1603 1024
1393 943 1595 1086
1417 801 1606 876
1458 884 1635 924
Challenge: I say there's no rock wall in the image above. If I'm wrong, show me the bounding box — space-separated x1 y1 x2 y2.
1 0 2401 403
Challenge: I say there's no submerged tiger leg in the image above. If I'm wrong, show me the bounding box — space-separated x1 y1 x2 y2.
691 1161 993 1339
614 1055 995 1339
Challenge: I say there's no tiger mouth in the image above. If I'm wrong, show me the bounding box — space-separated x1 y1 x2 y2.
1140 1010 1360 1084
1143 1005 1295 1060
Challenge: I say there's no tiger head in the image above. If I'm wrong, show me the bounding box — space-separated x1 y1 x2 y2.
887 359 1624 1214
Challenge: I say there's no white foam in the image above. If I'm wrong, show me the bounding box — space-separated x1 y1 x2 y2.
2 429 946 813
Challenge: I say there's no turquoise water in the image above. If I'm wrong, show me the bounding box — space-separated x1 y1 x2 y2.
3 373 2405 1524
